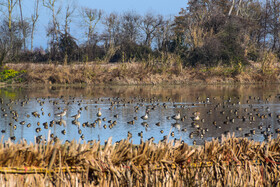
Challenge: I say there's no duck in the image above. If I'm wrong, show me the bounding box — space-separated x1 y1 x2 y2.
127 120 135 125
172 111 181 120
55 109 67 118
127 131 132 139
193 115 200 121
172 122 180 130
148 136 154 142
61 129 66 135
71 110 81 120
141 122 148 127
138 131 143 137
97 108 102 117
35 127 41 133
141 111 149 120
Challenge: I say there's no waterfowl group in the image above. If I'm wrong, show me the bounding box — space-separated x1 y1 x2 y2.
1 92 280 146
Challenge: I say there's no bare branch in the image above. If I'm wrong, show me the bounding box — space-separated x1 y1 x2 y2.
80 7 103 43
228 0 235 16
31 0 40 52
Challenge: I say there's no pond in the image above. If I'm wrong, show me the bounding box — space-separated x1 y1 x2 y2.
1 84 280 145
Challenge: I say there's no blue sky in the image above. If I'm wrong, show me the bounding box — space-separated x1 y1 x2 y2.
13 0 187 49
78 0 186 15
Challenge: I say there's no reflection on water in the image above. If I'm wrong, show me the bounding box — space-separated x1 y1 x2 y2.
1 84 280 145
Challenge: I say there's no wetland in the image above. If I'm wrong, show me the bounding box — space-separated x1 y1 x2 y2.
1 84 280 145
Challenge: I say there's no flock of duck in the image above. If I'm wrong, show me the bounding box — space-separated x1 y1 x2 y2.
1 93 280 145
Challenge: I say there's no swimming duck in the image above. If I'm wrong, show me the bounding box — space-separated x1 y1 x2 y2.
141 111 149 120
97 108 102 117
172 111 181 120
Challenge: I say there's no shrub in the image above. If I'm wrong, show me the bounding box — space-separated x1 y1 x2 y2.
0 68 26 82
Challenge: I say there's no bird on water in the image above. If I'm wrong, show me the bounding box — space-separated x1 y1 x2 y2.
71 110 81 120
172 111 181 120
141 110 149 120
55 109 67 119
97 108 102 117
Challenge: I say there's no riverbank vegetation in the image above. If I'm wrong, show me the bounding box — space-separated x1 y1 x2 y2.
4 61 280 84
0 0 280 84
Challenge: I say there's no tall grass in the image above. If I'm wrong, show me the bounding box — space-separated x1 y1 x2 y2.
4 60 280 85
0 135 280 186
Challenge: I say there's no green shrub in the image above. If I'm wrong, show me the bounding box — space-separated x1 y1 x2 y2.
0 68 26 82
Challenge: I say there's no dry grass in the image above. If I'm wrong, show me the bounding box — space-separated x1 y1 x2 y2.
0 134 280 186
5 62 192 85
4 61 280 85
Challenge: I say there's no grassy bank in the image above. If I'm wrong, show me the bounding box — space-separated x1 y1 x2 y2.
0 135 280 186
2 61 280 85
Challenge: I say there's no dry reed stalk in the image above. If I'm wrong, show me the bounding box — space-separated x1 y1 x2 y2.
1 136 280 186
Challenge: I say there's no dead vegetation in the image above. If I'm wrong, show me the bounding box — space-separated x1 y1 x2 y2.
4 61 280 85
0 134 280 186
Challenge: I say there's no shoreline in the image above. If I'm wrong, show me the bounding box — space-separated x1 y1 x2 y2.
2 62 280 85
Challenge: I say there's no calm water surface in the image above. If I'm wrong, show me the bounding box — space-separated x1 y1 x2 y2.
1 84 280 145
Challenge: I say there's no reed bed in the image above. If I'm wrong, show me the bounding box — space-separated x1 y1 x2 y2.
1 134 280 186
6 62 278 85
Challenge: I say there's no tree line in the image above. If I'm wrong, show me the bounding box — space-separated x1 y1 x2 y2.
0 0 280 68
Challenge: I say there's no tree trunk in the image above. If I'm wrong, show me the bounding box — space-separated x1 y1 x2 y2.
19 0 26 51
228 0 235 16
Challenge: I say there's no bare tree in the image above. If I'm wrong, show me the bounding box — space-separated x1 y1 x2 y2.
140 12 164 48
155 17 173 51
8 0 18 35
17 0 31 52
263 0 270 50
228 0 244 16
0 0 18 44
121 11 141 44
64 5 74 34
80 8 102 45
0 0 19 66
269 0 280 51
43 0 61 62
43 0 61 43
31 0 40 52
61 3 75 64
102 12 120 61
18 0 27 50
103 12 120 46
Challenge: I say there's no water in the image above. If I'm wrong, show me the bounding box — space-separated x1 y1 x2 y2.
1 84 280 145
